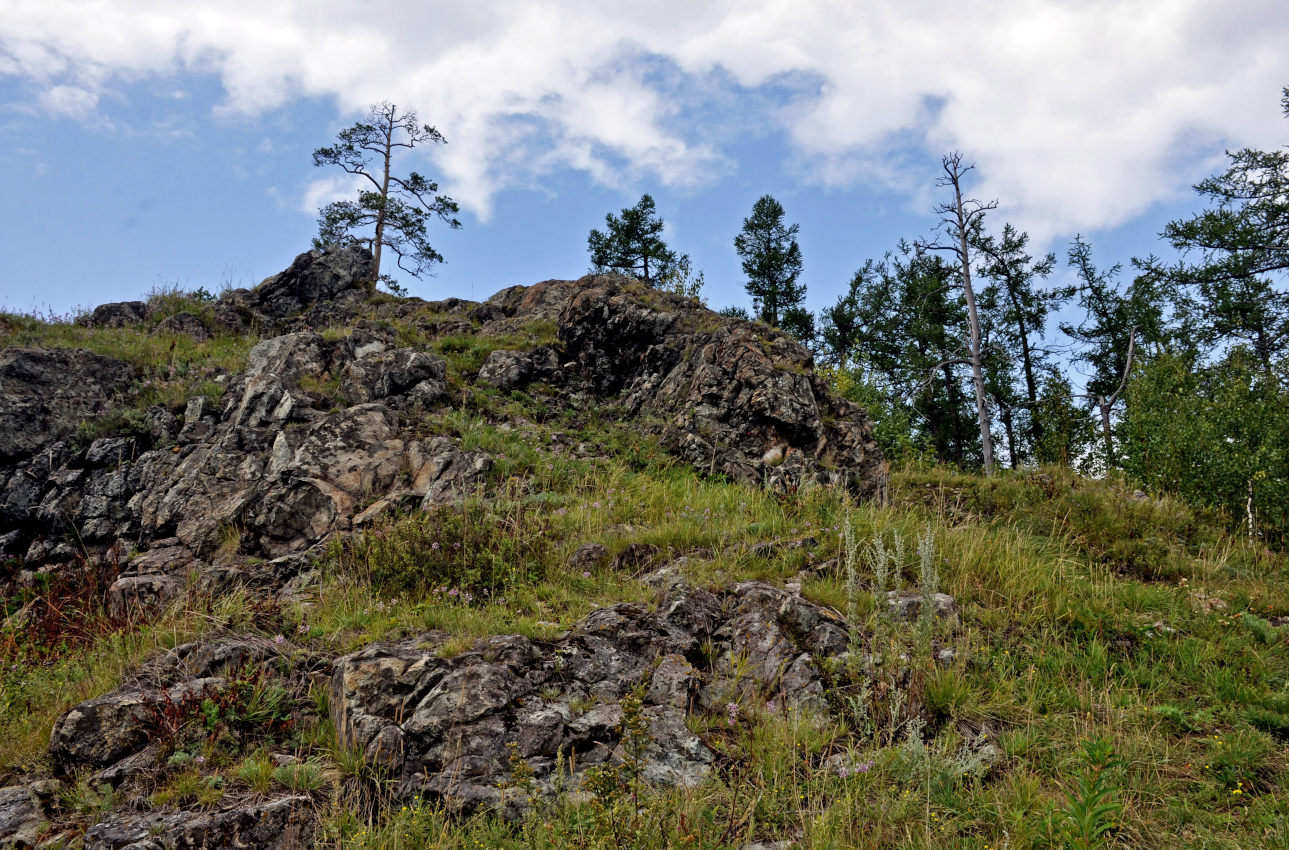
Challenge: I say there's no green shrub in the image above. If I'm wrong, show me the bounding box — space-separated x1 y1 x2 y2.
335 498 553 599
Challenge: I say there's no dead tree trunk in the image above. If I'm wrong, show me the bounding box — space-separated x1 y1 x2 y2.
923 153 999 476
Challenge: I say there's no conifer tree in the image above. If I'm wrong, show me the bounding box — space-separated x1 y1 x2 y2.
734 195 805 328
312 101 461 290
587 194 679 286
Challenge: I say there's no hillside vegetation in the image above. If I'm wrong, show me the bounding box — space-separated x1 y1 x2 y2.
1 258 1287 850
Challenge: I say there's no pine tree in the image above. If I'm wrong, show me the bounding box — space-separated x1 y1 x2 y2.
733 195 805 328
587 194 679 286
312 101 461 290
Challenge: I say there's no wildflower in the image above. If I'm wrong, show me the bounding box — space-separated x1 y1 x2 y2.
194 755 206 764
726 702 740 726
272 634 285 645
448 588 459 597
582 571 591 579
837 765 850 779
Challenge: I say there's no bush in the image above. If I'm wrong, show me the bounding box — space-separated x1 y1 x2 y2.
335 498 554 599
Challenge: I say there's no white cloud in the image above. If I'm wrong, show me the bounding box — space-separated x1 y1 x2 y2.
298 173 366 216
38 83 98 120
1 0 1287 233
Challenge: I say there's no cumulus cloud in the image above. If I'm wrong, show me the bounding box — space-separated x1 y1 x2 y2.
2 0 1287 233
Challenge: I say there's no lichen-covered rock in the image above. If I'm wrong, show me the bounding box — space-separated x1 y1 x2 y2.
340 347 446 404
81 301 147 329
224 244 374 329
154 311 210 342
477 349 532 390
84 795 313 850
329 581 850 814
49 677 223 772
0 347 135 462
105 573 183 619
0 784 44 849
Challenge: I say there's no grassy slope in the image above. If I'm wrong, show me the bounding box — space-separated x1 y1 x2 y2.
3 309 1289 849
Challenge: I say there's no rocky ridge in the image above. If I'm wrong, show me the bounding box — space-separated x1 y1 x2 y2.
0 246 899 848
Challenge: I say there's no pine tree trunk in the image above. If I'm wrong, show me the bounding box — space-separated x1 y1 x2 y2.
371 110 394 291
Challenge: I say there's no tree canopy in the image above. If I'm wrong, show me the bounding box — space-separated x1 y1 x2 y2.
733 195 805 329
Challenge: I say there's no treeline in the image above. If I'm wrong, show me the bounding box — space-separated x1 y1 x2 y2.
582 96 1289 548
306 99 1287 546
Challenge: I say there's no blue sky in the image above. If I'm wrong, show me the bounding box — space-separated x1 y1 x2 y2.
2 0 1288 330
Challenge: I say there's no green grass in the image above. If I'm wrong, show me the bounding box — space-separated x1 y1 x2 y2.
6 300 1289 846
1 300 258 443
7 411 1289 847
292 453 1289 849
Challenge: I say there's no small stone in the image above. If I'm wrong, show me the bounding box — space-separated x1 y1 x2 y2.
567 543 609 571
887 591 957 621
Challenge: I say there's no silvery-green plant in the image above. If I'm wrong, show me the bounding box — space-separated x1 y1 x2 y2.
917 526 939 651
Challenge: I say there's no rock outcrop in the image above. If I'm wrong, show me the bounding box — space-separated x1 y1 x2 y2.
0 347 136 462
2 257 882 578
43 580 850 821
486 275 883 497
0 246 907 843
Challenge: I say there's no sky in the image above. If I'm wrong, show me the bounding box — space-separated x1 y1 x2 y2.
2 0 1288 325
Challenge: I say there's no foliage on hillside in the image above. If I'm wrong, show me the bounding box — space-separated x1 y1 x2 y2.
4 375 1288 847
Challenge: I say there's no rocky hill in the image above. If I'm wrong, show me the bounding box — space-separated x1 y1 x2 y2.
2 247 1286 850
2 245 882 570
0 247 891 847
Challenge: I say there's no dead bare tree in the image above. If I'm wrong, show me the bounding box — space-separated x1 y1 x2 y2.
920 153 999 475
1077 326 1137 467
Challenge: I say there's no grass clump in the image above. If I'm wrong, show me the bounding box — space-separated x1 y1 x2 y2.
333 494 555 601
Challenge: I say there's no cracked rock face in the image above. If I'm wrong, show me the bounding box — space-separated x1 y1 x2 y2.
486 275 884 498
0 347 136 463
329 581 848 813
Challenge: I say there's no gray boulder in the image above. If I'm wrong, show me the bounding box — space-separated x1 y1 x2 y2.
0 347 135 462
49 677 224 772
477 350 532 391
243 244 373 321
82 301 147 328
154 311 210 341
105 573 183 619
340 347 446 403
0 784 44 849
85 796 313 850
